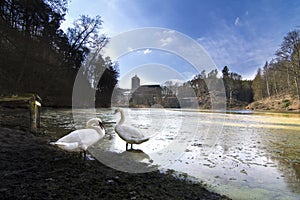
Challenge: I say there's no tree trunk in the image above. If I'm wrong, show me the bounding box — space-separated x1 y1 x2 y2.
295 76 300 108
229 87 233 106
287 67 291 91
273 72 278 95
265 73 270 97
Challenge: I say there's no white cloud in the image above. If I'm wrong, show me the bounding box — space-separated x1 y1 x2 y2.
160 37 173 47
198 23 278 80
127 47 134 52
197 37 206 42
163 30 175 34
143 48 152 54
234 17 240 26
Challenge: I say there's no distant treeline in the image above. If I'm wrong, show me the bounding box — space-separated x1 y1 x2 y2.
175 67 253 108
181 29 300 108
0 0 118 107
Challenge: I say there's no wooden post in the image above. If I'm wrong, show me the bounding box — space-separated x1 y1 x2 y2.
37 103 41 128
29 100 37 132
0 94 42 132
29 99 41 133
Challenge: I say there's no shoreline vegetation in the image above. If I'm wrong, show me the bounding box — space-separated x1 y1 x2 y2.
1 92 299 113
246 94 300 112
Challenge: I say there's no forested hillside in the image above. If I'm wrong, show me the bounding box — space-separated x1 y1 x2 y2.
179 67 253 109
181 29 300 110
0 0 118 107
251 30 300 110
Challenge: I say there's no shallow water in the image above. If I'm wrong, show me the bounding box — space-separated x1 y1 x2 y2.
42 108 300 200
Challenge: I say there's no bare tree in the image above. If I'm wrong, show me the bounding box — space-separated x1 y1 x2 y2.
263 61 270 97
276 30 300 106
66 15 108 68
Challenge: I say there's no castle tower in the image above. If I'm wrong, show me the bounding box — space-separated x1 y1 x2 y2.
131 75 140 92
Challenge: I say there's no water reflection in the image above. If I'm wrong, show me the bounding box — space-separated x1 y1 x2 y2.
40 108 300 200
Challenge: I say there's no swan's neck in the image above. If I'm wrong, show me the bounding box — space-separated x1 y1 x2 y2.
86 119 95 128
117 110 125 125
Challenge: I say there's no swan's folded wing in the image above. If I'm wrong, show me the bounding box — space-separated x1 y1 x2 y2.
53 129 102 151
78 129 102 148
50 141 81 151
115 125 145 140
56 130 81 143
57 129 101 144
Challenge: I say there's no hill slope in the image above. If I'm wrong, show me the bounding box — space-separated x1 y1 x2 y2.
246 94 300 112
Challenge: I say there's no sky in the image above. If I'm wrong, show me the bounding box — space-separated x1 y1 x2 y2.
61 0 300 88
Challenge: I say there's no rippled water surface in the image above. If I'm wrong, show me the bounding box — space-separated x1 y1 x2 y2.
42 108 300 200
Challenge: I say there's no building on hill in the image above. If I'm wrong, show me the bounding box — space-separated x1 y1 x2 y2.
130 85 162 107
124 74 180 107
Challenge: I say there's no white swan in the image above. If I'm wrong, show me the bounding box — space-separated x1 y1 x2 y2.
114 108 155 150
50 118 105 158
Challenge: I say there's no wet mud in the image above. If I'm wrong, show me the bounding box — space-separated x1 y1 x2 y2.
0 126 230 200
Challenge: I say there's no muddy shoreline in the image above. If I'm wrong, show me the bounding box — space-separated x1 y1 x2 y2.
0 125 230 200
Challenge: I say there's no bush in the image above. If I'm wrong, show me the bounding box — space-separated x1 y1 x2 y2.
282 99 291 108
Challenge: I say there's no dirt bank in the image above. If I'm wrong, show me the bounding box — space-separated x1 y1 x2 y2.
0 126 230 200
246 94 300 112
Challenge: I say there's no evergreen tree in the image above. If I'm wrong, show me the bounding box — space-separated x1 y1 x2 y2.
252 68 264 100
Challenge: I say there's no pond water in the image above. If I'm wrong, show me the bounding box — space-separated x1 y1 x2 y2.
41 108 300 200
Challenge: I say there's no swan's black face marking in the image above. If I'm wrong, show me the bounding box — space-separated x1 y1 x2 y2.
99 121 104 129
